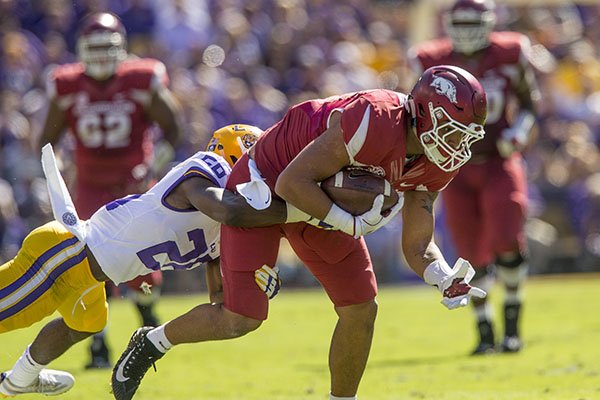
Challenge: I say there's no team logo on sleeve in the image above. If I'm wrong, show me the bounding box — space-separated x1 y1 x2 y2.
430 77 457 104
62 212 77 226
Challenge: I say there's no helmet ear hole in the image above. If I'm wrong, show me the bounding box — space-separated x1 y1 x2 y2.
418 103 426 118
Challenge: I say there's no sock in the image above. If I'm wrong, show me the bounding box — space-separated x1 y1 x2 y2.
136 302 160 327
146 324 173 353
8 346 45 387
474 302 492 322
330 394 357 400
504 302 521 337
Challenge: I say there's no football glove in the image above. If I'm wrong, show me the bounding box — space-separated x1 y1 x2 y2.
424 258 487 310
286 202 338 230
496 111 535 158
323 194 403 238
254 265 281 300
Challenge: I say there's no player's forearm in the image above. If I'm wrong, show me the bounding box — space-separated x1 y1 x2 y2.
275 173 333 221
205 260 223 304
38 99 67 151
401 190 444 278
218 189 288 227
161 119 183 147
403 239 445 279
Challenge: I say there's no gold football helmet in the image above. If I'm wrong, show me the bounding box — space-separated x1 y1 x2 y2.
206 124 263 167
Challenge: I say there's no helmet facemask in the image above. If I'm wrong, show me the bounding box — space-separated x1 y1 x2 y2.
419 102 485 172
445 8 495 55
77 31 127 80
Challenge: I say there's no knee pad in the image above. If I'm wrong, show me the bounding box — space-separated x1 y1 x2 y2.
471 265 495 294
496 253 528 287
496 252 524 269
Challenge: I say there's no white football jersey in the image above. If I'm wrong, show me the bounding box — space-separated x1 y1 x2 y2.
85 151 231 284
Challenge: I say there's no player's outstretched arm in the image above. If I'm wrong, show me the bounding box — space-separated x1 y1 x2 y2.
401 190 486 309
172 175 289 227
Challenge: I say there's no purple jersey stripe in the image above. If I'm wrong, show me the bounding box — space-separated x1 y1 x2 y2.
160 166 220 212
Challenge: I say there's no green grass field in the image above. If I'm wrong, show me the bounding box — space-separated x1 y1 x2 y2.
2 275 599 399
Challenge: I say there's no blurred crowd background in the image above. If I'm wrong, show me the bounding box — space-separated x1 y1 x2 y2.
1 0 599 291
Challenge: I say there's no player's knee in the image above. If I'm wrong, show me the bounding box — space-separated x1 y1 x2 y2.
496 252 528 287
336 299 378 329
223 312 262 338
471 295 487 307
471 265 494 295
68 328 96 344
496 251 524 269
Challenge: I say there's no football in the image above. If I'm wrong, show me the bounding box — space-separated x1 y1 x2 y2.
321 167 399 215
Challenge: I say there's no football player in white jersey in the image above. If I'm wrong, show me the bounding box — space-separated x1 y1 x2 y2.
0 125 310 397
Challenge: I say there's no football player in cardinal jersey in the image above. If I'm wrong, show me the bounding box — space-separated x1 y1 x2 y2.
409 0 541 354
0 125 309 397
111 65 487 400
36 12 183 369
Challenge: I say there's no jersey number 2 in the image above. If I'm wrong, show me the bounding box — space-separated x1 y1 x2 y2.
136 229 213 271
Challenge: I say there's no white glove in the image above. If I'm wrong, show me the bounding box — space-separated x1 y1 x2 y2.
254 265 281 299
423 258 487 310
322 194 403 238
497 111 535 158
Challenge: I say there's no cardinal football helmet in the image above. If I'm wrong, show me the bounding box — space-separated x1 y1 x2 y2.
444 0 496 55
408 65 487 172
76 12 127 80
206 124 263 167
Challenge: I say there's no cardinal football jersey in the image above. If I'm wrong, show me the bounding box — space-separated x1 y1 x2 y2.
410 32 535 156
48 58 168 187
251 89 457 193
84 151 230 284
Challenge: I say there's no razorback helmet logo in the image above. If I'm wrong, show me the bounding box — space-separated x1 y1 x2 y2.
430 76 458 104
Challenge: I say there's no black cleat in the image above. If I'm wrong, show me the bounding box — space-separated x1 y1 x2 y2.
85 357 111 370
86 333 111 369
111 327 164 400
500 335 523 353
471 319 496 355
471 341 496 355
